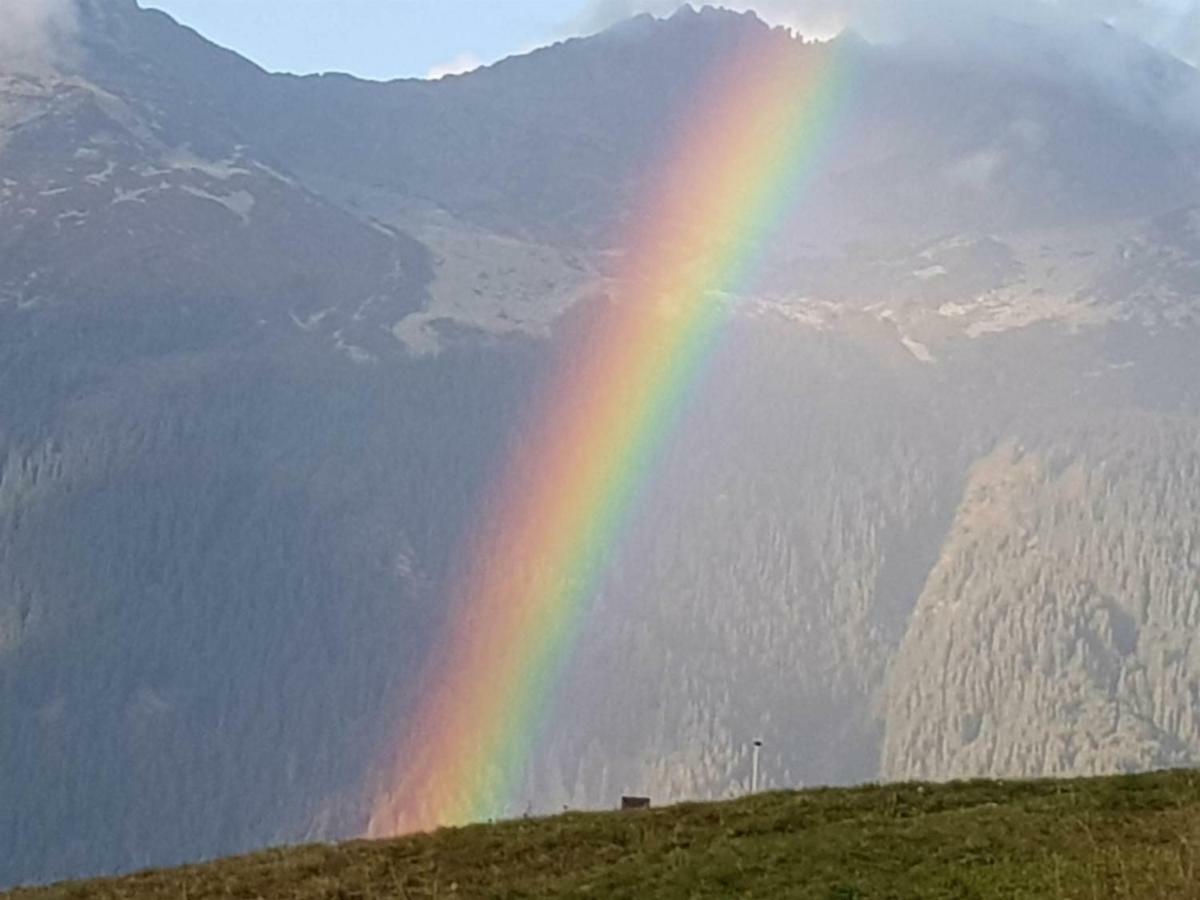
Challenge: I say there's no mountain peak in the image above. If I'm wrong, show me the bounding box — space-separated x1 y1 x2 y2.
600 3 774 42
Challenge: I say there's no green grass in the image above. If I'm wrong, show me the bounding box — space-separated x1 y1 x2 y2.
10 771 1200 899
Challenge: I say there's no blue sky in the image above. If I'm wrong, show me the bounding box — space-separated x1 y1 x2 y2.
141 0 592 81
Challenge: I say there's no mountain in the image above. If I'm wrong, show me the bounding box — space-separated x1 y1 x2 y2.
4 0 1200 887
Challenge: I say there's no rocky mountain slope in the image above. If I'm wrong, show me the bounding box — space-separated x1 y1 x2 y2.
3 0 1200 887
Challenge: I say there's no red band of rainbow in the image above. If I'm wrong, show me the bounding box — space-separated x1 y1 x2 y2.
368 26 851 836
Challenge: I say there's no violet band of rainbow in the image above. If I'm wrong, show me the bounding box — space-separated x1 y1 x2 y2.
368 29 852 836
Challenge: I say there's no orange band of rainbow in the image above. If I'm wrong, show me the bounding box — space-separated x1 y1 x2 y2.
368 27 851 836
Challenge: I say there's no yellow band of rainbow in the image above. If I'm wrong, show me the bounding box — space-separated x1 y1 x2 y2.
368 27 852 836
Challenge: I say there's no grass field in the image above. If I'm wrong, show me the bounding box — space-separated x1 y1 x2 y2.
9 770 1200 898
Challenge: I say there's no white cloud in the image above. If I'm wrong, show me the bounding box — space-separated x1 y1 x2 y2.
945 149 1006 192
426 52 483 80
566 0 1200 130
0 0 78 71
570 0 1200 65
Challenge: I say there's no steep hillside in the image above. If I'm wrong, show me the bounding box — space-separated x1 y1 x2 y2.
8 771 1200 899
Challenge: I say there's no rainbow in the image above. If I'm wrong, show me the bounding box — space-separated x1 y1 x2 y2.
367 24 851 836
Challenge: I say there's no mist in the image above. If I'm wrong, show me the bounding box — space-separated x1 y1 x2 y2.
574 0 1200 65
0 0 77 71
571 0 1200 130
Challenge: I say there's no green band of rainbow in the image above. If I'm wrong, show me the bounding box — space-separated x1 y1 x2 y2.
368 27 851 836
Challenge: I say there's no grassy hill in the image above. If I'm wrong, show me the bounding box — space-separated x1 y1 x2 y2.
9 771 1200 899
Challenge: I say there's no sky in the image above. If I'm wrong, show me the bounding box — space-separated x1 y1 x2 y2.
140 0 583 80
139 0 1200 81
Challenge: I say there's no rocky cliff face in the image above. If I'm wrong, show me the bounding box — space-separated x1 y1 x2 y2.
3 0 1200 887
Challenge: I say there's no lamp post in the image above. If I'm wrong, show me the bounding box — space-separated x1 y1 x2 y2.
751 739 763 794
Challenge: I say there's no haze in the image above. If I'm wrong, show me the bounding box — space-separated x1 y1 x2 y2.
125 0 1200 78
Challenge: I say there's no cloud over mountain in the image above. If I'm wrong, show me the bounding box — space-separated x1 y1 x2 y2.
572 0 1200 65
568 0 1200 133
0 0 77 70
